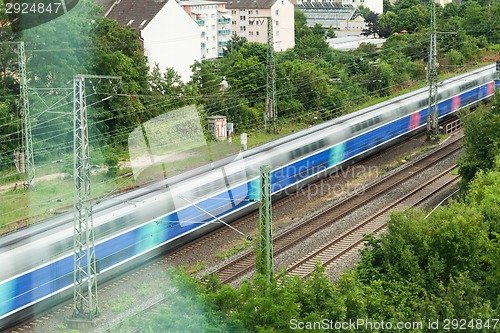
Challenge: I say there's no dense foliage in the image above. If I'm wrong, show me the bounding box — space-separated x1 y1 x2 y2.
458 92 500 188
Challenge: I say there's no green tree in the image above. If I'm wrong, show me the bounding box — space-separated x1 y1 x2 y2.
379 11 397 37
226 53 265 98
361 11 380 37
311 23 325 37
383 0 394 13
326 25 336 38
190 60 222 97
458 95 500 188
21 0 100 164
281 59 329 111
394 4 429 33
0 10 19 172
294 8 311 41
223 34 247 56
295 34 330 60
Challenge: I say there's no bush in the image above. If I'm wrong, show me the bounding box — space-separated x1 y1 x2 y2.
447 49 466 67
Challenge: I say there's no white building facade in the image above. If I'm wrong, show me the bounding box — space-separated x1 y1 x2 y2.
180 0 232 59
227 0 295 52
106 0 202 82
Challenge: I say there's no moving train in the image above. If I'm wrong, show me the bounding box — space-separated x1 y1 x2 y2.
0 64 498 330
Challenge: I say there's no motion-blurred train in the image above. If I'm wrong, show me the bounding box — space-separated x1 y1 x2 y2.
1 64 498 330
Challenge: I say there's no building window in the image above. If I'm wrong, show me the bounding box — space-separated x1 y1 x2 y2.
232 20 237 25
240 15 246 20
213 36 216 41
275 10 279 15
249 31 254 36
248 10 253 14
256 31 259 36
240 26 246 31
231 10 236 14
276 30 279 36
212 25 215 30
256 9 259 14
276 21 279 26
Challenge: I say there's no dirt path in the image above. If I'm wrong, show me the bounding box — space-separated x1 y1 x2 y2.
0 173 68 193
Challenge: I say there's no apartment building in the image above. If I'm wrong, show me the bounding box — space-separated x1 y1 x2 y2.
180 0 232 59
225 0 295 52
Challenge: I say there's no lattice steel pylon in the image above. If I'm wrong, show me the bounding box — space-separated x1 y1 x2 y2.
72 74 120 320
266 17 278 134
427 1 439 141
256 165 273 284
73 75 99 319
18 41 35 187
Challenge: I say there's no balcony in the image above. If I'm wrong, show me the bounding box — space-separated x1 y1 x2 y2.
218 40 229 45
201 31 206 37
217 29 231 35
218 18 230 24
196 20 205 25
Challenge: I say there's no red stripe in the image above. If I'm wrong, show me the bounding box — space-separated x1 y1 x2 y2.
410 112 419 130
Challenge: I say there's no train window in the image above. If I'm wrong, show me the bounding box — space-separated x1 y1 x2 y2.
290 139 328 159
459 80 478 92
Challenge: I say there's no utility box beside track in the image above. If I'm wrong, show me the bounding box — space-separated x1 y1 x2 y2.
207 115 227 140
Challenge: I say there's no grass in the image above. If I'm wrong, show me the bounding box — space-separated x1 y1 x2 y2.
380 140 440 174
0 171 137 232
110 293 135 313
215 238 254 259
180 261 207 275
55 323 68 331
137 283 155 297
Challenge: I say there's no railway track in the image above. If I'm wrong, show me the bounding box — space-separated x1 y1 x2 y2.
286 165 460 277
210 135 463 284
